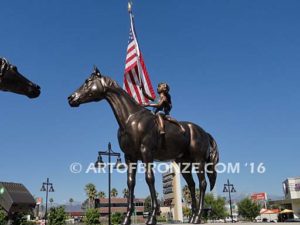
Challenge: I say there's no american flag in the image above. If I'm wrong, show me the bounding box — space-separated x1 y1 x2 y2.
123 7 156 104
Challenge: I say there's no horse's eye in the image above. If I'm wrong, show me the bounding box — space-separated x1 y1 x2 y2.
10 66 17 71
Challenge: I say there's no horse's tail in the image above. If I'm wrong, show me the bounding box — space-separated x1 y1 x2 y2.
206 133 219 191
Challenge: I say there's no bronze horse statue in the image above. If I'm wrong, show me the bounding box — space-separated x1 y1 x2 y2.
68 67 219 225
0 58 40 98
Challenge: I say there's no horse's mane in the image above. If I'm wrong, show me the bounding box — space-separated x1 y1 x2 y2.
102 75 120 89
102 75 145 108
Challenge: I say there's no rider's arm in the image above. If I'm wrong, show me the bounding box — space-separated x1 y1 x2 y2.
147 96 166 108
141 84 155 102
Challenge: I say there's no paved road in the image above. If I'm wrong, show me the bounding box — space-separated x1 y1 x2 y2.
131 224 298 225
168 224 297 225
74 223 299 225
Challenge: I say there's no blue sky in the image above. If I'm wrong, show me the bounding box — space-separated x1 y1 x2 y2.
1 0 300 204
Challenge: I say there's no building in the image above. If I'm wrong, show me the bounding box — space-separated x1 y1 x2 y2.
96 197 144 215
96 197 145 223
162 162 183 222
270 177 300 219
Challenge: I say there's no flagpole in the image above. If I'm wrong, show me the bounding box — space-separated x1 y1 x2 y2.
128 1 143 90
128 1 140 57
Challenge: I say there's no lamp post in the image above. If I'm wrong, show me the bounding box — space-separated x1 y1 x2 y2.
40 178 54 225
223 179 236 223
95 142 124 225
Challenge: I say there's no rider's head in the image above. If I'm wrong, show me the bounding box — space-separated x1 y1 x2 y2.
157 82 170 94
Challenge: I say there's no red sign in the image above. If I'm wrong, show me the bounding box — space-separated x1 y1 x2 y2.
251 192 267 201
36 197 43 205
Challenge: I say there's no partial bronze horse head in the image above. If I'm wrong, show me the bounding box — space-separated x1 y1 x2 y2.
0 58 40 98
68 66 108 107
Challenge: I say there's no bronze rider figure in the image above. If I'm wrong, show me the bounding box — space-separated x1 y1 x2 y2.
142 82 185 135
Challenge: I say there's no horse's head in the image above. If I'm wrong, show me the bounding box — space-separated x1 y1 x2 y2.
0 58 41 98
68 66 107 107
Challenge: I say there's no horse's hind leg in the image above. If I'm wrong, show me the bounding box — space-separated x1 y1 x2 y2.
176 159 197 223
193 162 207 224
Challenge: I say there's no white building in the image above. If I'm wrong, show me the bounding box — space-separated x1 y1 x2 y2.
161 162 183 222
270 177 300 218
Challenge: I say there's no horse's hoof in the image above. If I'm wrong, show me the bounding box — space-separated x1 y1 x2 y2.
189 213 196 223
192 216 201 224
146 216 157 225
122 217 131 225
189 216 194 223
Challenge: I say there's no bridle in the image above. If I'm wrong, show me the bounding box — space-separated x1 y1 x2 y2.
0 58 10 77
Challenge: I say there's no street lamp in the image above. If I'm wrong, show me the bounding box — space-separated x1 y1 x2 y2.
223 179 236 223
95 142 124 225
40 178 54 225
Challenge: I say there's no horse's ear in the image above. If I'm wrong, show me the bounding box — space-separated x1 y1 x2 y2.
93 65 101 77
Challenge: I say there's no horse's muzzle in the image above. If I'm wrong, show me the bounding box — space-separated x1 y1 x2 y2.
28 84 41 98
68 93 80 107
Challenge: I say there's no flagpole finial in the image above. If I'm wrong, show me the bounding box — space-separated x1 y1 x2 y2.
128 1 132 13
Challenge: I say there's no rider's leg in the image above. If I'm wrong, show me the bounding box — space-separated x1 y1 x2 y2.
157 114 165 135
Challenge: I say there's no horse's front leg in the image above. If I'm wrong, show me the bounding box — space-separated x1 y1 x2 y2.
141 145 159 225
122 156 137 225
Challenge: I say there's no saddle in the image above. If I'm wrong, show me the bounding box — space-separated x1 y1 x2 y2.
155 113 185 135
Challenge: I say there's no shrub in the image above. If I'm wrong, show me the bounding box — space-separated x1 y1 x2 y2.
84 208 100 225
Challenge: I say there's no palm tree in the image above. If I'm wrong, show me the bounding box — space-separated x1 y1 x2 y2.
49 198 54 208
84 183 97 209
182 185 191 205
122 188 129 198
111 188 118 198
69 198 74 206
98 191 106 199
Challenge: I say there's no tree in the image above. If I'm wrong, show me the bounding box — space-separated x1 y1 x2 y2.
204 194 227 220
0 209 7 225
182 185 192 205
84 208 100 225
182 206 192 218
81 199 89 210
112 212 124 225
144 196 152 212
98 191 106 199
237 198 261 221
85 183 97 209
48 206 67 225
69 198 74 206
110 188 118 198
49 198 54 207
122 188 129 198
144 193 160 213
